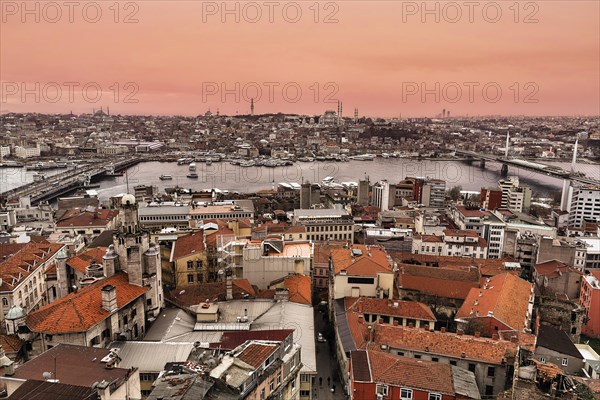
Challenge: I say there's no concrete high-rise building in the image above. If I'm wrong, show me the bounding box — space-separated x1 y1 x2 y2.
373 180 396 211
300 182 321 209
103 194 164 318
357 179 370 206
498 177 519 208
421 179 446 209
507 186 532 213
567 185 600 229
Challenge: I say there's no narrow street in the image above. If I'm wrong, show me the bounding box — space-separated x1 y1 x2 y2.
314 306 346 400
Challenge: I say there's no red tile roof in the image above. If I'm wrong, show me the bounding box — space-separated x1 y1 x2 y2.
26 272 148 334
455 273 533 331
237 343 278 368
0 242 64 292
355 350 455 395
66 247 107 274
283 274 311 305
372 324 518 364
0 334 24 354
398 263 480 300
455 206 487 218
534 260 583 279
346 297 436 322
172 232 206 260
443 229 479 238
332 245 392 276
392 253 519 278
11 344 131 387
166 279 256 307
215 330 293 350
56 208 118 228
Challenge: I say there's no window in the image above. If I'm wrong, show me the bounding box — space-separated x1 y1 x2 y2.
450 360 457 366
485 386 494 396
291 378 296 389
376 384 389 396
187 274 194 283
401 388 413 400
347 277 375 285
414 354 421 359
487 366 495 377
468 363 476 372
562 358 568 367
269 379 274 391
300 390 310 397
260 388 265 400
1 298 7 307
540 356 545 362
187 260 193 269
277 371 281 384
301 374 310 382
428 393 441 400
432 357 439 362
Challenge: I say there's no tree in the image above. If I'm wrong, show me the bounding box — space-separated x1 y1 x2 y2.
448 185 463 201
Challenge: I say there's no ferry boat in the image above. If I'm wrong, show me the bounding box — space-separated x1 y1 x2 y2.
189 162 196 171
187 173 199 179
159 174 173 180
350 154 375 161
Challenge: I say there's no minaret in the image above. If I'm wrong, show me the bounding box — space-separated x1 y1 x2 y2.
571 136 579 173
504 131 510 158
354 108 358 124
250 98 254 116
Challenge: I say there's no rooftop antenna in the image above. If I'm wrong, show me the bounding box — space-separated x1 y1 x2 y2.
251 98 254 116
125 168 130 194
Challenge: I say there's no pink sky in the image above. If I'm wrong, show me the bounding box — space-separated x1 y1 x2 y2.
1 1 599 117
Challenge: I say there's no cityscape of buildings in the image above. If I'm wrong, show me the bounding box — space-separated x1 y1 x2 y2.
0 109 598 399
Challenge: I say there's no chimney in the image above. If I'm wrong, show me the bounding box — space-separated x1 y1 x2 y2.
101 285 118 312
226 274 233 301
441 327 446 333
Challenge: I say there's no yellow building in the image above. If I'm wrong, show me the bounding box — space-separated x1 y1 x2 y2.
169 232 209 286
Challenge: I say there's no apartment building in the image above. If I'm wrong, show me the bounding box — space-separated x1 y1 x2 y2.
412 229 488 259
292 208 355 242
567 185 600 228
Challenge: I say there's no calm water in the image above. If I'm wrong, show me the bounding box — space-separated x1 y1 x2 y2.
2 159 599 202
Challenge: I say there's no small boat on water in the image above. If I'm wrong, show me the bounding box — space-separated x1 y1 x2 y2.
159 174 173 180
187 173 199 179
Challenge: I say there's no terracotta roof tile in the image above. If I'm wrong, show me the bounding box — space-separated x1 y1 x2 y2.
346 297 436 322
26 272 149 334
66 247 107 274
166 279 256 307
0 242 64 292
214 330 293 350
172 232 206 260
455 273 533 331
372 324 518 364
283 274 311 305
364 350 455 394
56 208 118 228
398 263 480 300
332 245 392 276
238 343 278 368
